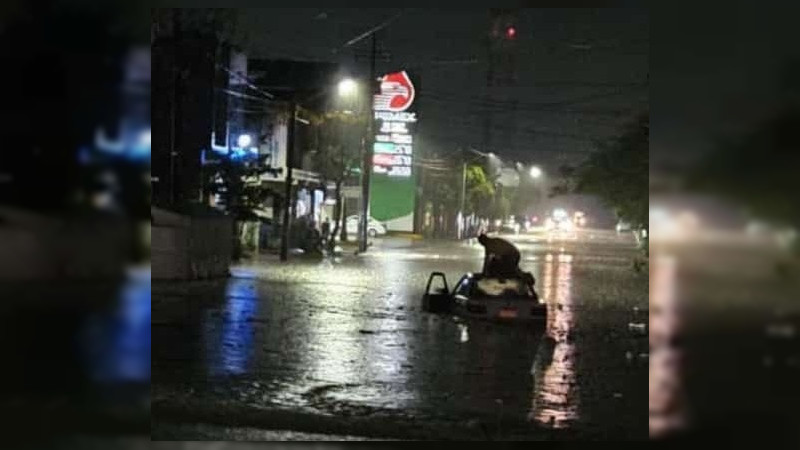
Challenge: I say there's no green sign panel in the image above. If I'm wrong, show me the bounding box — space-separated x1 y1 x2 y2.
369 70 418 232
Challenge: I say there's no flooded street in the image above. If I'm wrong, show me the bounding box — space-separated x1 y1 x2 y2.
649 236 800 442
0 268 151 437
152 230 649 440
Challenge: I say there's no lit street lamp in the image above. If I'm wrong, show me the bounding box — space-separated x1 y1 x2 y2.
237 133 252 148
336 77 364 247
338 78 358 97
529 165 543 179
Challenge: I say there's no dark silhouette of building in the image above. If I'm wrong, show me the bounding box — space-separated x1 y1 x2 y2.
151 9 235 210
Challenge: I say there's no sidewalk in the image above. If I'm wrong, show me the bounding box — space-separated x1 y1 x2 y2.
248 234 468 262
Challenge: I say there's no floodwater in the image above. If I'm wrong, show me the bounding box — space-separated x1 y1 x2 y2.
0 267 151 436
153 231 649 440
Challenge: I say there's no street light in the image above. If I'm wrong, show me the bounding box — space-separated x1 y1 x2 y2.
237 133 252 148
338 78 357 97
529 165 543 179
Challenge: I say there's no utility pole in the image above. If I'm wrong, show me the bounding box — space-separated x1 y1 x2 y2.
169 11 180 208
338 12 403 252
169 68 177 208
459 161 467 239
358 34 376 253
280 102 297 261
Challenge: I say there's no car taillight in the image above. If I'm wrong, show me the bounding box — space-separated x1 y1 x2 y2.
467 303 487 314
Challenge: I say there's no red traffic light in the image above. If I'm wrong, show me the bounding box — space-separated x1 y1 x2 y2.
506 26 516 38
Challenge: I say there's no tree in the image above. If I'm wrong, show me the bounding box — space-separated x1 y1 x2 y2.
465 164 496 218
692 106 800 252
209 154 276 220
207 153 279 259
560 111 649 228
311 111 364 252
493 186 512 221
510 173 544 219
427 170 459 237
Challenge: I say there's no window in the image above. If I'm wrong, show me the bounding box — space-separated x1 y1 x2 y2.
475 278 532 298
454 277 472 297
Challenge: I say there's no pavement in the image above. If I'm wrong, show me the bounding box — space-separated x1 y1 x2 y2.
152 229 650 440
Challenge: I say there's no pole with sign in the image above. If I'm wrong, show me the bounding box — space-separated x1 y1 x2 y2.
358 35 377 253
369 70 418 233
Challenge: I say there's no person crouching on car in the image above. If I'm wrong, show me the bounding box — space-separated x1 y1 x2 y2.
477 233 521 277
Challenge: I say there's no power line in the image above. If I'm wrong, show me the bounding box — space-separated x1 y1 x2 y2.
420 126 603 147
427 112 620 133
339 10 407 49
418 114 623 141
418 79 647 92
218 65 275 99
432 124 603 145
218 88 272 103
421 96 646 117
513 81 647 88
424 88 645 110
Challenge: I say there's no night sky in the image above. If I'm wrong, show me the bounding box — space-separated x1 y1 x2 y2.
236 8 649 172
651 4 800 167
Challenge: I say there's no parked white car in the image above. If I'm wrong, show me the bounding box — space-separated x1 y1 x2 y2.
616 220 632 233
345 215 387 237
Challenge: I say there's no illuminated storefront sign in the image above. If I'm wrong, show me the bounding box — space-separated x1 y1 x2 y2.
373 154 412 167
374 71 415 112
372 70 416 178
369 70 418 232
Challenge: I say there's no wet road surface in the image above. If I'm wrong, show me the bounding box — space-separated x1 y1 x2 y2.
0 267 150 438
152 230 649 440
649 236 800 443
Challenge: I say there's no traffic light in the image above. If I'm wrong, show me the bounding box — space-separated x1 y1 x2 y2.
505 26 516 39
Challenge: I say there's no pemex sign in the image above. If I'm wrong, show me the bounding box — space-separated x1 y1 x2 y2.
374 71 416 112
371 70 418 231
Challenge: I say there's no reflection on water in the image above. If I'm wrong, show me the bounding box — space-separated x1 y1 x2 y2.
204 277 258 377
530 254 580 428
542 253 554 304
458 323 469 343
649 254 687 437
303 255 414 410
152 235 650 434
83 267 151 383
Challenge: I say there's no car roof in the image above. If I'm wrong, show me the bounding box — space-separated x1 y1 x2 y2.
347 215 377 220
462 273 534 292
469 272 527 282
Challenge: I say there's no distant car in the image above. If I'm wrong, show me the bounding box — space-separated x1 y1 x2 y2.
345 215 387 237
491 219 503 232
573 211 587 227
500 220 520 234
422 271 546 322
616 221 632 233
545 216 574 233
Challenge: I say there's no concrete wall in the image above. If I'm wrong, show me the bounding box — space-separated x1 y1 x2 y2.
151 207 232 280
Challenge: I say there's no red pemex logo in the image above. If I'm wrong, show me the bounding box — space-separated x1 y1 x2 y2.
374 71 415 112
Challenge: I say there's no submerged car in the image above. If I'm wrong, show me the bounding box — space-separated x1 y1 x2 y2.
422 271 546 322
